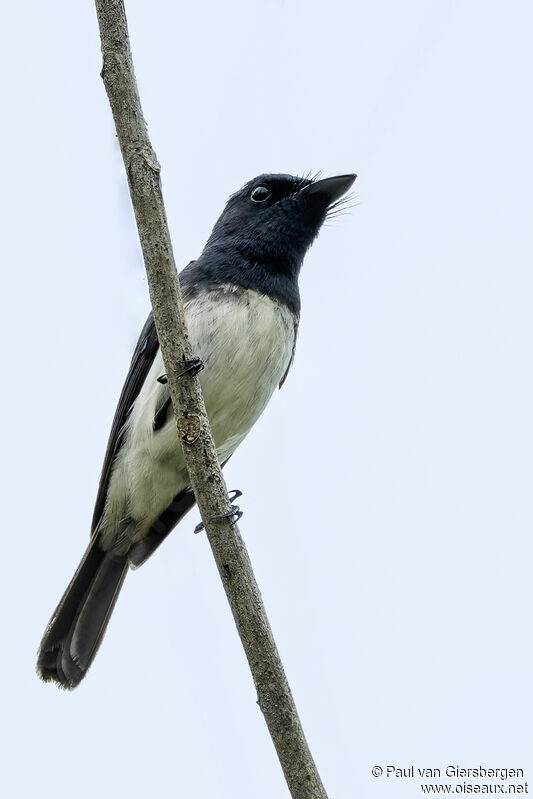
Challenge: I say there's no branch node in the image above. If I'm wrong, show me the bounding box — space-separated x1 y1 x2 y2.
141 143 160 173
177 412 202 444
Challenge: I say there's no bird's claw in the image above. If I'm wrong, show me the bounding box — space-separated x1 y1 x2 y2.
157 357 204 386
212 504 243 524
194 490 243 533
227 489 243 503
179 357 204 378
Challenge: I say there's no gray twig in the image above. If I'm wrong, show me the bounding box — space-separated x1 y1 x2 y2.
93 2 329 797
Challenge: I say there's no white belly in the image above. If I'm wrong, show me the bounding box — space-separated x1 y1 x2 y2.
99 285 295 551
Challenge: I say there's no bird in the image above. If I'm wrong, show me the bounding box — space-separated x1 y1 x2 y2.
37 171 356 689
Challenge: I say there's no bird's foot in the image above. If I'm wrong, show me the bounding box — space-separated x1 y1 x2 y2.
157 357 204 385
194 490 243 533
179 356 205 378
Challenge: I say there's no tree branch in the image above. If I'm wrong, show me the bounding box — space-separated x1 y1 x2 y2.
93 3 329 797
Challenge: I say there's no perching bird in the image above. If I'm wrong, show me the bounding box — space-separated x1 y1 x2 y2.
37 171 356 688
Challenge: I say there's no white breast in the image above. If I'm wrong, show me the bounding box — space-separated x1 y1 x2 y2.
100 285 296 550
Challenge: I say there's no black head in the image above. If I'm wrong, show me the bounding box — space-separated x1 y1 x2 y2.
188 172 356 314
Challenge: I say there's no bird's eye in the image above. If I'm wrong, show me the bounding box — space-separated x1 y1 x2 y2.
250 185 271 203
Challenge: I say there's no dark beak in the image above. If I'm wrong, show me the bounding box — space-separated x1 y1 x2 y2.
301 173 356 204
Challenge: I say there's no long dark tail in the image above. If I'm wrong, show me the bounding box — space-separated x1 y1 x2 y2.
37 535 128 689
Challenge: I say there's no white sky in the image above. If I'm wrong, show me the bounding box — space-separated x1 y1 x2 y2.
1 1 532 797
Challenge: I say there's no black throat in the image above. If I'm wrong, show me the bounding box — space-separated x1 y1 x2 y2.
179 245 301 316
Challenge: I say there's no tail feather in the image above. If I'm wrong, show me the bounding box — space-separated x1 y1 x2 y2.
37 535 128 689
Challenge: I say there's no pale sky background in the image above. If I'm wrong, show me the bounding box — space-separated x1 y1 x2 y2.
1 1 532 797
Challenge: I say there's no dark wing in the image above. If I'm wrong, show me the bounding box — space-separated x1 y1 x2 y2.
91 312 160 533
278 318 299 388
91 258 231 564
128 453 234 567
128 488 196 567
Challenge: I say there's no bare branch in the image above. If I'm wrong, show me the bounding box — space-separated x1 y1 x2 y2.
93 2 329 796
